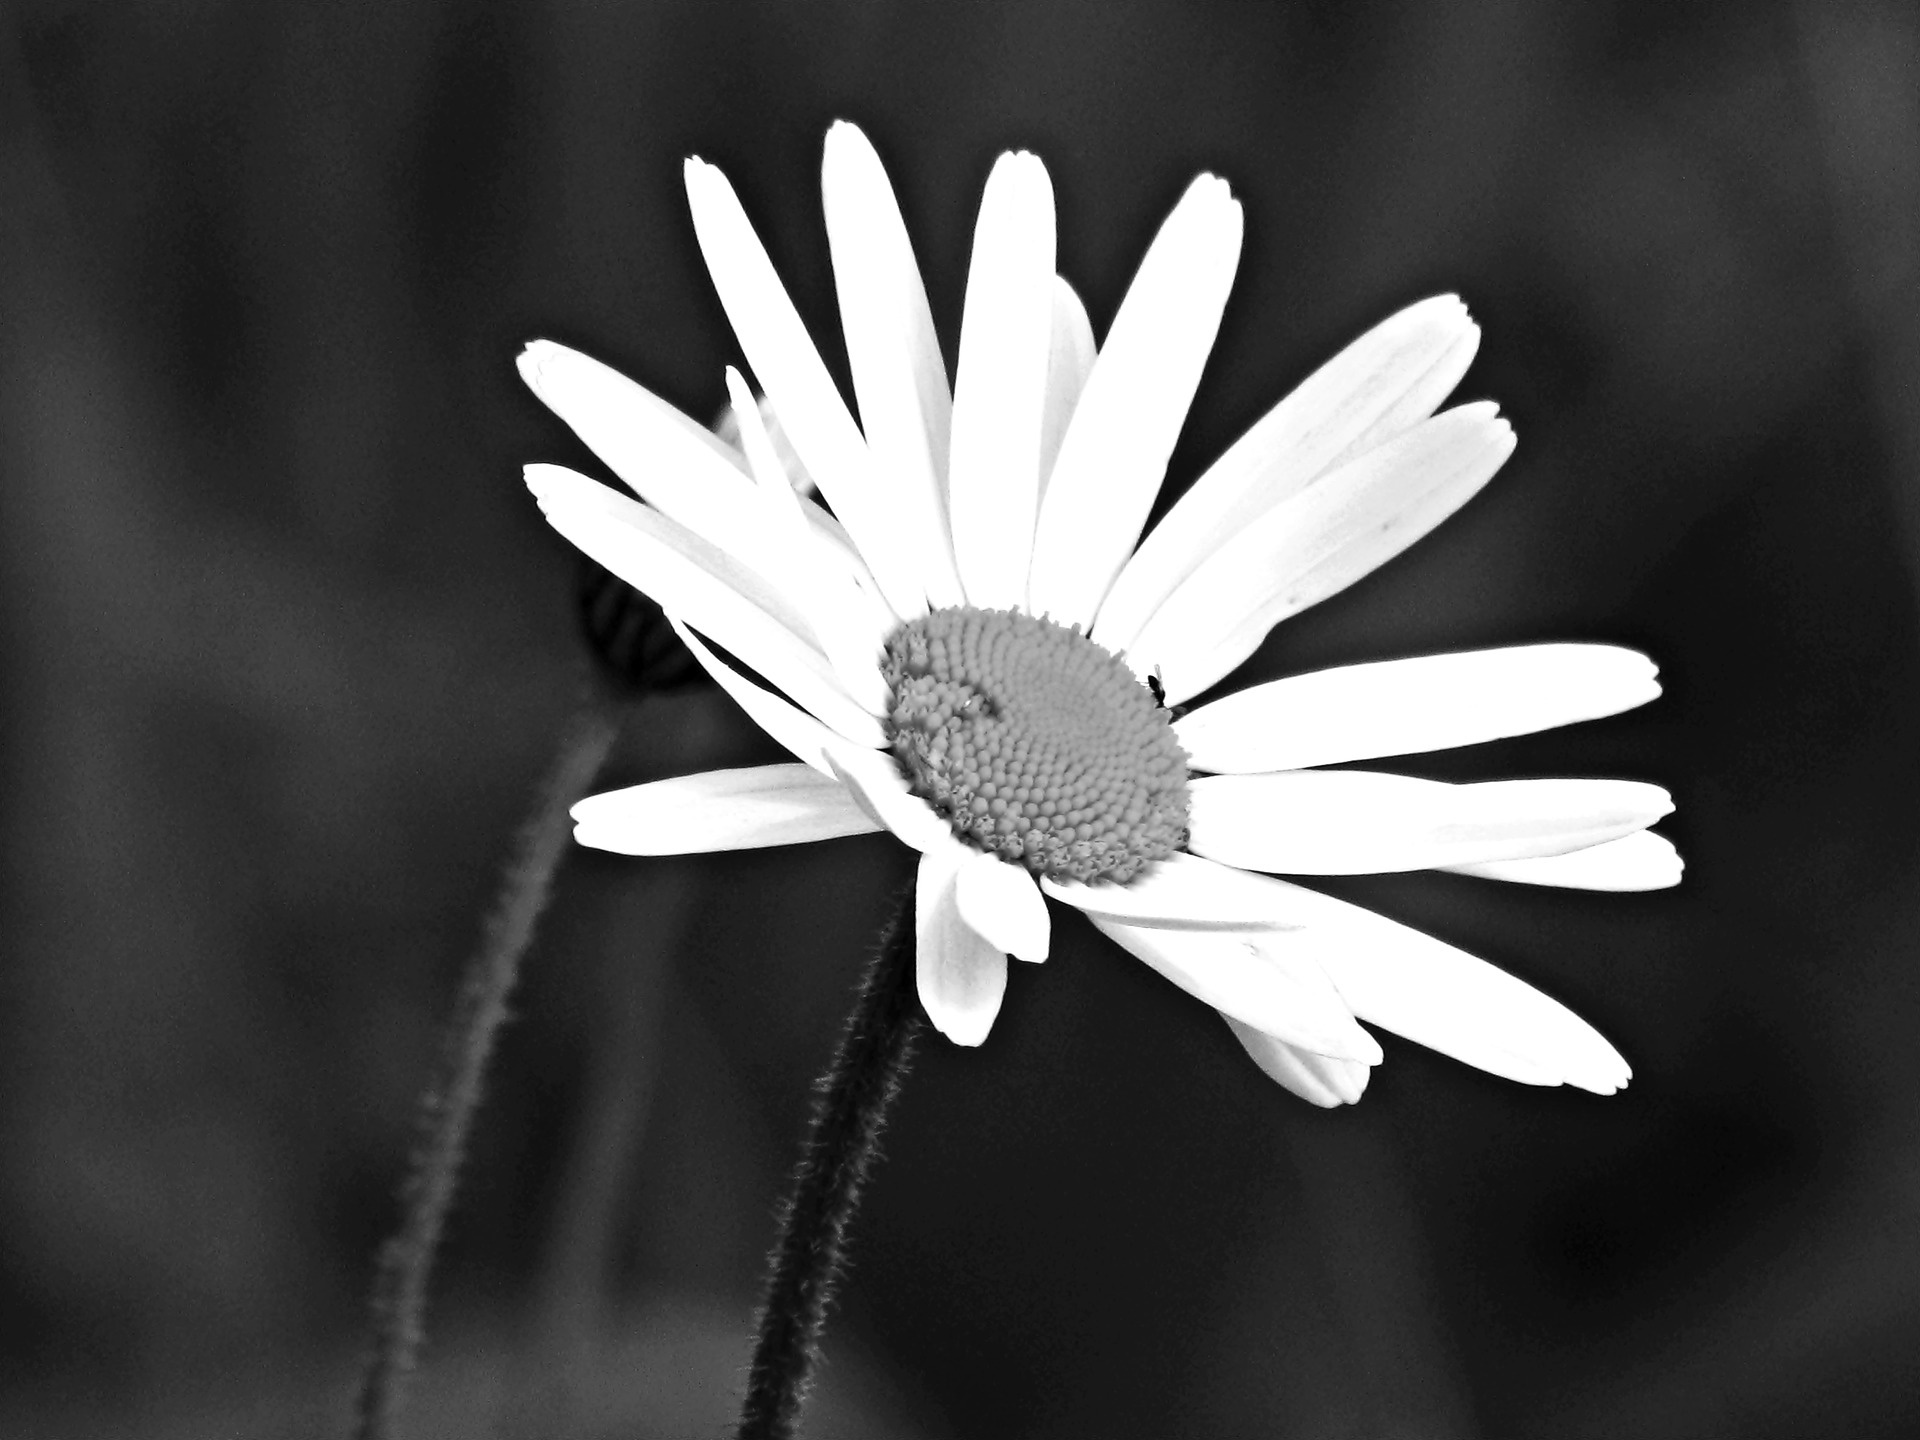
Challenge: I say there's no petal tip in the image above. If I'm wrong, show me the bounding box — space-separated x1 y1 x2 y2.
569 815 627 854
935 1016 993 1048
516 340 559 394
992 148 1055 198
682 155 725 199
523 462 562 501
1188 171 1235 201
822 119 882 176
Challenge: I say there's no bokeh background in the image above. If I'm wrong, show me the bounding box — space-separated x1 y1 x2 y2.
5 0 1920 1435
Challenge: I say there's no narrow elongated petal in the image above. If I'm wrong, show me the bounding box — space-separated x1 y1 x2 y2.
794 496 901 638
1028 176 1244 626
820 737 954 854
1223 1018 1372 1106
1136 403 1516 704
518 342 758 533
527 466 885 748
724 368 893 714
1041 852 1302 930
821 122 964 608
1095 296 1478 651
715 387 814 493
684 157 926 619
948 151 1056 609
572 765 881 854
917 838 1010 1045
1090 918 1384 1063
1187 770 1674 874
1036 277 1098 502
1246 878 1631 1092
1176 645 1661 772
954 850 1051 962
1446 830 1683 890
670 621 842 776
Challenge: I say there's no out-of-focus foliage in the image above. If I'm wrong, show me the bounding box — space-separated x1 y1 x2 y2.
3 1 1919 1436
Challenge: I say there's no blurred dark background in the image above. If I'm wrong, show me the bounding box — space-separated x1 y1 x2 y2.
5 0 1920 1435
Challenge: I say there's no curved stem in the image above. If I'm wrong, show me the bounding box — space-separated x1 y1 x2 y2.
351 697 620 1440
737 888 924 1440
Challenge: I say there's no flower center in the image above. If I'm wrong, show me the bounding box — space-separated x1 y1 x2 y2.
881 607 1191 883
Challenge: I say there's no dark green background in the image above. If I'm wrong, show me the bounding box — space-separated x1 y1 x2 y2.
4 0 1918 1435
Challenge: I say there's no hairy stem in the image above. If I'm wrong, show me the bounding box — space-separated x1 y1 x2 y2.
737 888 924 1440
351 699 619 1440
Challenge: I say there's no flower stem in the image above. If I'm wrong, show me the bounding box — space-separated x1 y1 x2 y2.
351 698 619 1440
737 888 925 1440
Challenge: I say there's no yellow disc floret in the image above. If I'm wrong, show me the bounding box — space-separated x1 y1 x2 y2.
881 607 1191 884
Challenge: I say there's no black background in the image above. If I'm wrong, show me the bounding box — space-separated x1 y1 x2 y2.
5 1 1920 1436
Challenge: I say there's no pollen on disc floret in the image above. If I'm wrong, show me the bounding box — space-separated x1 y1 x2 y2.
880 607 1192 884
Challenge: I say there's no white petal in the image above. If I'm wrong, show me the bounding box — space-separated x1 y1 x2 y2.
1222 1018 1372 1106
730 371 814 524
527 466 885 748
683 157 926 619
1041 852 1303 930
524 349 871 668
715 388 815 494
1245 878 1631 1093
1187 771 1675 874
1090 918 1384 1063
948 151 1057 609
572 765 880 854
1135 403 1516 705
953 850 1051 962
1095 295 1479 652
669 620 842 776
1176 644 1662 772
793 496 901 639
518 342 756 528
917 837 1010 1045
1446 830 1683 890
724 368 893 714
1036 277 1098 503
1028 176 1244 627
821 122 964 609
820 737 954 854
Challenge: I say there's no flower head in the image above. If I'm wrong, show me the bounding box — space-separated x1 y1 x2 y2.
519 122 1678 1107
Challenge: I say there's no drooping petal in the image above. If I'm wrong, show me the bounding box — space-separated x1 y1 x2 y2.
724 368 893 714
683 156 926 619
1094 295 1478 651
526 465 885 748
1090 918 1383 1063
1036 277 1097 504
1028 175 1244 627
954 850 1051 962
821 122 964 609
1243 878 1631 1092
1176 644 1661 773
1222 1018 1372 1106
917 837 1011 1045
572 765 881 854
948 150 1056 610
669 621 842 776
820 736 954 854
1446 830 1683 890
1135 403 1516 704
1041 852 1302 930
1186 771 1674 874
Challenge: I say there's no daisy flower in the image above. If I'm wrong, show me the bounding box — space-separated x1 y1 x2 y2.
520 122 1678 1108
